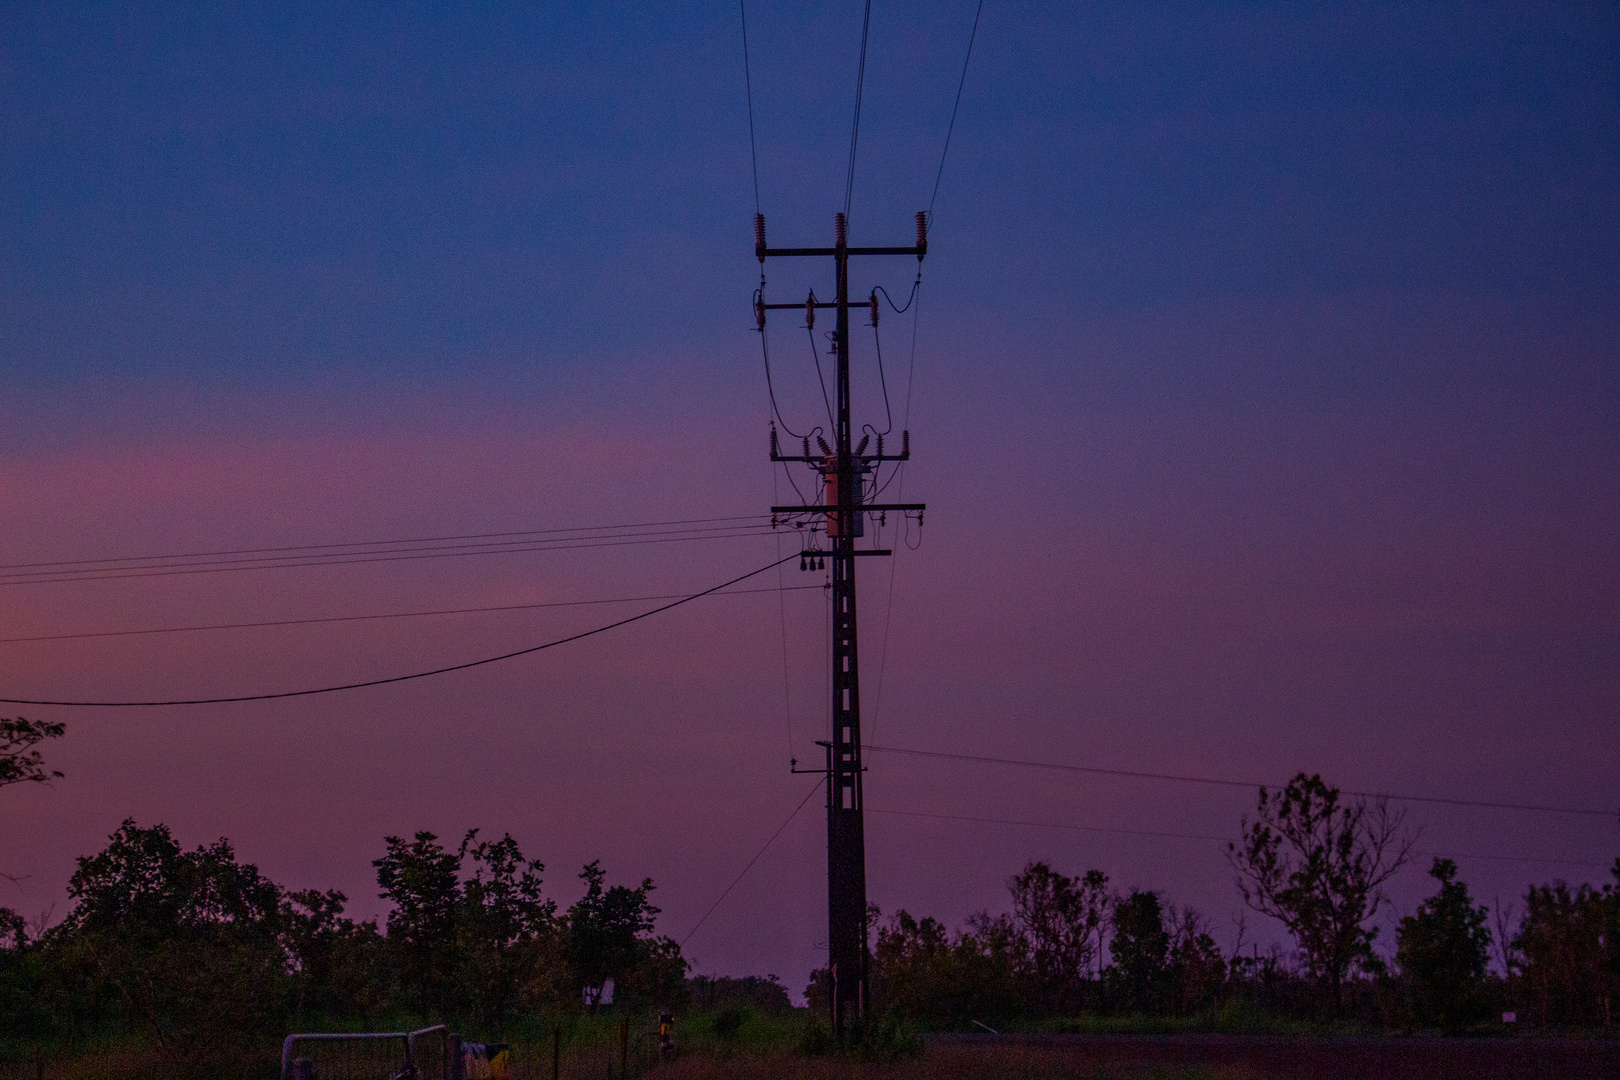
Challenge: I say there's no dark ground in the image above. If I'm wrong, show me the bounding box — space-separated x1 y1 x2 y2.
921 1032 1620 1080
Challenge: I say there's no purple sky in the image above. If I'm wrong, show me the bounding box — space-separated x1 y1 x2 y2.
2 3 1617 992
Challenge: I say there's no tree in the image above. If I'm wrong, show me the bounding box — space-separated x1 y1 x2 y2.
282 888 388 1020
1228 773 1413 1011
1076 870 1113 981
870 909 1021 1027
1395 858 1491 1028
1108 890 1170 1013
64 820 290 1056
1 717 64 789
1008 861 1107 1014
1166 906 1227 1015
1512 864 1620 1028
457 831 556 1027
563 860 681 1008
374 830 464 1018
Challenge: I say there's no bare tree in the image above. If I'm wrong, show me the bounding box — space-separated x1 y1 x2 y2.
1492 896 1518 979
1227 772 1414 1011
1 717 65 789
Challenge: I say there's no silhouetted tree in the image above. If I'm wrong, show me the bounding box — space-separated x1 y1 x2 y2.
63 820 290 1056
1009 861 1106 1013
1228 773 1413 1012
0 717 64 789
1167 906 1227 1015
871 909 1022 1027
1108 890 1170 1013
563 860 683 1008
374 830 464 1018
457 831 556 1028
1513 862 1620 1027
1396 858 1491 1028
283 888 388 1020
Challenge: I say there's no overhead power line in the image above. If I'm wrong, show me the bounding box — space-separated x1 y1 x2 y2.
0 514 769 572
866 744 1618 821
2 520 781 586
738 0 761 215
0 552 800 707
928 0 986 222
866 806 1615 870
682 776 824 948
843 0 873 220
0 583 826 646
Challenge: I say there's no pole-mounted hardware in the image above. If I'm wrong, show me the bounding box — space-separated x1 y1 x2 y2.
755 211 927 1037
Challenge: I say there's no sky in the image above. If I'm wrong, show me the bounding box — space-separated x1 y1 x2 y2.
2 3 1617 994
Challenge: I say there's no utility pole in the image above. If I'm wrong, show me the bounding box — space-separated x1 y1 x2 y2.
755 210 927 1036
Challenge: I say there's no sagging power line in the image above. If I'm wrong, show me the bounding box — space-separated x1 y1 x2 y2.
866 744 1618 821
0 583 825 646
0 552 799 707
866 806 1614 870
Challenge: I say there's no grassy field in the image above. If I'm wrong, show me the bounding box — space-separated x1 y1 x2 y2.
6 1011 1619 1080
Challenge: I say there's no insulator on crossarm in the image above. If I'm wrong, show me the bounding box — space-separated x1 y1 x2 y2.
800 555 807 572
902 429 910 458
916 212 928 258
755 213 766 261
816 435 833 457
869 290 879 327
877 434 884 458
856 434 869 456
805 291 816 329
802 436 811 459
755 292 766 332
836 212 847 248
770 425 780 458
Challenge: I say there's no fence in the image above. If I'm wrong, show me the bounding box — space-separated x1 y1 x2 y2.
0 1017 667 1080
493 1019 661 1080
282 1026 449 1080
283 1019 662 1080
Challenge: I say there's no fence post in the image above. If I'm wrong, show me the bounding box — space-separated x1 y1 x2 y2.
551 1026 560 1080
447 1034 462 1080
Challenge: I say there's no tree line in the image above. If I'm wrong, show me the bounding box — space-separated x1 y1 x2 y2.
833 774 1619 1031
3 718 1617 1051
0 819 685 1065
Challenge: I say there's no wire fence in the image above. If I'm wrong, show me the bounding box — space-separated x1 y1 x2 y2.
0 1017 671 1080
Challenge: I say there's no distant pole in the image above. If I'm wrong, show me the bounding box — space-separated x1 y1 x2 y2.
760 210 927 1036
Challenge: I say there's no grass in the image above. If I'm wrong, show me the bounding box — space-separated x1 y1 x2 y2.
5 1007 1615 1080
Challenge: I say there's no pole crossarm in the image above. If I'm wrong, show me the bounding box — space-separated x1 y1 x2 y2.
772 454 910 463
761 245 925 258
771 504 925 514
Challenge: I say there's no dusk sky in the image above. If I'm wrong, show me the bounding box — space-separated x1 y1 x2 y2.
3 3 1617 993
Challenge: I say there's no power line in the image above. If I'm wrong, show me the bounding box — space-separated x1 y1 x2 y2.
843 0 873 220
866 744 1618 821
0 514 770 573
682 776 824 948
738 0 761 215
0 583 826 646
866 806 1615 870
806 325 837 429
928 0 985 222
0 552 800 707
3 525 781 586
